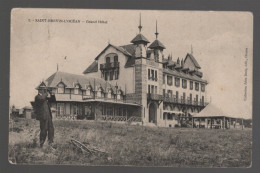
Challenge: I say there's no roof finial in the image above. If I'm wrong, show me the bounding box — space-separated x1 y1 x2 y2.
191 44 193 54
155 20 159 39
138 13 142 33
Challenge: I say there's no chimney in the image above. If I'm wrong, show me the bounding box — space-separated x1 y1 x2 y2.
177 57 180 65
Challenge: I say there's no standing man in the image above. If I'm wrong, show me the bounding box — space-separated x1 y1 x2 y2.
34 86 55 147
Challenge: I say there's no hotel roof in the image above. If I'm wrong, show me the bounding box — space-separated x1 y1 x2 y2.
39 71 118 93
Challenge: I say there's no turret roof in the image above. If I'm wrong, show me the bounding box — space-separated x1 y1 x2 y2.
131 34 150 44
148 39 166 49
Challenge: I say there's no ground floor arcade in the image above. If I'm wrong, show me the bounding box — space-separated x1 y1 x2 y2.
48 101 142 122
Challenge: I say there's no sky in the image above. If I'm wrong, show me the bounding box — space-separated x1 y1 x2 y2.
10 9 253 118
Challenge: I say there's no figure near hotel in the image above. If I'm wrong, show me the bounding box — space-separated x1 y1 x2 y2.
34 86 55 147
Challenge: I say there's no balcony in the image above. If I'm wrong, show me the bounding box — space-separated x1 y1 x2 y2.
147 93 164 101
162 96 208 107
100 62 120 70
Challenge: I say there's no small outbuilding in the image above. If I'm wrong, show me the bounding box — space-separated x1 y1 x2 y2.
23 106 33 119
191 104 245 129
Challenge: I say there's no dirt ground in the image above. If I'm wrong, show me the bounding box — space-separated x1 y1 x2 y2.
8 118 252 167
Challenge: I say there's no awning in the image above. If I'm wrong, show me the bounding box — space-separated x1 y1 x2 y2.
82 99 142 107
163 110 183 114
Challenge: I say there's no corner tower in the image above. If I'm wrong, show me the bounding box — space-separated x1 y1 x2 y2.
148 20 166 62
131 13 150 58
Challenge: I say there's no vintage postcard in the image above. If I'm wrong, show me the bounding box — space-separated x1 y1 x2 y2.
9 8 253 167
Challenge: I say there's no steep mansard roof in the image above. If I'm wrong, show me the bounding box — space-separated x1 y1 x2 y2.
38 71 117 92
163 68 207 83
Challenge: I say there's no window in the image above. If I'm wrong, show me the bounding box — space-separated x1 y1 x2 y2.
167 113 174 120
74 88 79 94
195 82 199 91
102 105 106 115
148 85 150 94
183 92 186 100
115 70 119 80
107 107 113 115
201 84 205 92
74 85 79 94
105 72 109 81
151 85 154 94
109 71 114 80
57 83 65 93
114 56 118 62
163 74 165 84
163 89 166 96
167 75 172 86
151 70 154 80
155 86 157 94
57 103 64 115
84 105 91 116
175 77 180 87
155 71 157 81
148 69 150 80
168 90 173 97
182 79 187 89
176 91 179 101
190 81 193 90
106 57 110 63
86 89 91 95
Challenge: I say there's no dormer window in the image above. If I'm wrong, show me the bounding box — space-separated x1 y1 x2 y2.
97 86 103 97
57 83 65 93
107 89 113 98
86 85 92 95
74 84 80 94
117 90 122 100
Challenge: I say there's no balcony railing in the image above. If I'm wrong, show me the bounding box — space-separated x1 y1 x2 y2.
147 93 164 101
162 96 208 107
100 62 120 70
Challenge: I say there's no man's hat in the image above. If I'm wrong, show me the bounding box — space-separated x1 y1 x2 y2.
38 85 47 90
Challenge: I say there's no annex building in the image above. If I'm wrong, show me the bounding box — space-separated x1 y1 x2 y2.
34 16 208 127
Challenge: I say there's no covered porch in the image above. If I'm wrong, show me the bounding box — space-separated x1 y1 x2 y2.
191 104 245 130
50 100 142 122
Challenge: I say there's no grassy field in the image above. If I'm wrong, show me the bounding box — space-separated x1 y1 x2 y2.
8 118 252 167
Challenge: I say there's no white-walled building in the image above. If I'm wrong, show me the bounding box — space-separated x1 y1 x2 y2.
33 15 209 127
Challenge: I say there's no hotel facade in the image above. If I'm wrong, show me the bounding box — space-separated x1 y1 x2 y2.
34 16 208 127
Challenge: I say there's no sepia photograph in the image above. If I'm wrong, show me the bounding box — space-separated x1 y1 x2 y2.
9 8 253 167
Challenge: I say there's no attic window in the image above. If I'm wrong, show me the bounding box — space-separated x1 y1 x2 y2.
114 56 118 62
74 84 80 94
57 83 65 93
106 57 110 64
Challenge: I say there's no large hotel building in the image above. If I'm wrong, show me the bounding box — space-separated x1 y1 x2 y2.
35 16 208 127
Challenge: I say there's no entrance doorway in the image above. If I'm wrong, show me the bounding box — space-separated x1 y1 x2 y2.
149 103 157 123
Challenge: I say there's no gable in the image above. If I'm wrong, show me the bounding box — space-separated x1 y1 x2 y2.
94 44 131 61
95 45 129 66
184 53 201 70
